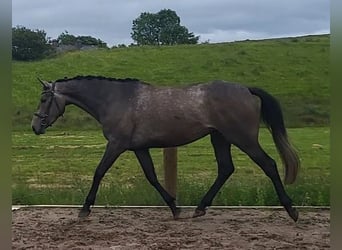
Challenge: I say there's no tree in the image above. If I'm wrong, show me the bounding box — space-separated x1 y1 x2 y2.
56 31 77 45
131 12 160 45
12 26 53 61
77 36 107 48
131 9 199 45
57 31 108 48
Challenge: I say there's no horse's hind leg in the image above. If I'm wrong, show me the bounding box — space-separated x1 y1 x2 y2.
134 149 180 219
193 131 234 218
238 141 298 222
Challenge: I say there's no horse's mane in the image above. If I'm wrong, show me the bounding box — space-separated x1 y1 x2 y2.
55 75 142 83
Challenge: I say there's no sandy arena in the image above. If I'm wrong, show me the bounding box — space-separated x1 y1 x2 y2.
12 207 329 249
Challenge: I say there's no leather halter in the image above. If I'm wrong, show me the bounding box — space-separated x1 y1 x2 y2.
34 82 63 127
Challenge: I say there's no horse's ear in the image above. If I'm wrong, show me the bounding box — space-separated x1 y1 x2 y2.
37 77 49 89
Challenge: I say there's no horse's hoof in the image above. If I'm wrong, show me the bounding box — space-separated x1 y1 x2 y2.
78 208 91 218
173 207 181 220
288 208 299 222
193 208 206 218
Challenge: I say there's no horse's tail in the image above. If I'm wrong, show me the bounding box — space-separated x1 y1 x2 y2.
248 87 300 184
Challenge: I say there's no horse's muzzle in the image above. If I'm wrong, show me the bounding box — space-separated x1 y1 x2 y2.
32 125 45 135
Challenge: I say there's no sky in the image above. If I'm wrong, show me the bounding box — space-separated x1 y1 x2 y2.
12 0 330 47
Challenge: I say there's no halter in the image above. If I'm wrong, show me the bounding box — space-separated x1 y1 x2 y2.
34 82 63 127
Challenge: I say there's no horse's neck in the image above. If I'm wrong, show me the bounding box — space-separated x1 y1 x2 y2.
57 81 103 122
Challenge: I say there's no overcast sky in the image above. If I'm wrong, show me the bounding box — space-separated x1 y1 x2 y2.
12 0 330 46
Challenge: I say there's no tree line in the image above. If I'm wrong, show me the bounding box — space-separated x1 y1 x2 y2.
12 9 199 61
12 27 108 61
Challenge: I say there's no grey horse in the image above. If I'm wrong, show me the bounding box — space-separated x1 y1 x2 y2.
31 76 300 221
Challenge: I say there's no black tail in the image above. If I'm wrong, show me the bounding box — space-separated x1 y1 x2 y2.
248 87 300 184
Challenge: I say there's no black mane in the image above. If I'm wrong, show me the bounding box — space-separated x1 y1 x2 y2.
55 75 141 83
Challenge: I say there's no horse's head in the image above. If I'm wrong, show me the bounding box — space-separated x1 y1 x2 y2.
31 78 66 135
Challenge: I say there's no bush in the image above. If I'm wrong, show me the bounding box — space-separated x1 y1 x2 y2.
12 26 54 61
56 31 108 48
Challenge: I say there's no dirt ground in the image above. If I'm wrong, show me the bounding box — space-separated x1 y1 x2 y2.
12 207 329 249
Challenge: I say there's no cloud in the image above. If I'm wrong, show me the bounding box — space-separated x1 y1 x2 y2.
12 0 329 46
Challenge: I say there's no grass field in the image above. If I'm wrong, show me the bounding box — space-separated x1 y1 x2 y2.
12 35 330 206
12 127 330 206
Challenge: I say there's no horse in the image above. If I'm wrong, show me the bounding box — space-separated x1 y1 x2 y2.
31 75 300 221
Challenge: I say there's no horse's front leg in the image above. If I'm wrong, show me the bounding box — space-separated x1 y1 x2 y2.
134 149 181 219
79 141 125 217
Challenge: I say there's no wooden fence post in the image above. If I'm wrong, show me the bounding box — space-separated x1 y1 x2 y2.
163 147 178 199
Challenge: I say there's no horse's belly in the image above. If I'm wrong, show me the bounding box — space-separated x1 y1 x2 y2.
129 123 211 149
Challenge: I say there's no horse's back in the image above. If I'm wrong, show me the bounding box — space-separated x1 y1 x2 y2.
134 79 260 127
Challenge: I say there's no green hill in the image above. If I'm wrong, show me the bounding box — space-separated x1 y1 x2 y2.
12 34 329 130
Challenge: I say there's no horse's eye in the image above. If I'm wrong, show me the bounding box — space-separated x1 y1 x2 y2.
41 98 47 103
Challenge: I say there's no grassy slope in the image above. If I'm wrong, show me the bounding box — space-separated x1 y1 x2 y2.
12 35 329 129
